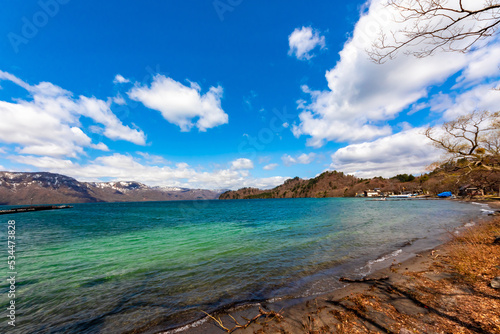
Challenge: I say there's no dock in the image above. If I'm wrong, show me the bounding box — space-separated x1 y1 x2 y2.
0 205 73 215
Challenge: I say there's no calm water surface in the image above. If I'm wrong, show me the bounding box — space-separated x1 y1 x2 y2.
0 198 484 333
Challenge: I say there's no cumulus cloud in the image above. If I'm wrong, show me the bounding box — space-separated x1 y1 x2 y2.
282 153 316 166
330 127 442 178
128 74 228 131
297 153 316 164
292 0 499 147
430 81 500 121
288 26 326 60
113 93 126 105
77 96 146 145
12 153 286 190
263 163 278 171
231 158 254 170
0 71 145 158
113 74 130 84
0 93 88 157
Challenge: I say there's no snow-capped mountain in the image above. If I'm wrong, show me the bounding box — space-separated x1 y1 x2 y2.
0 172 222 205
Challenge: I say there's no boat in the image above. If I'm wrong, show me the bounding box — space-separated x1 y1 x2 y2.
388 194 414 198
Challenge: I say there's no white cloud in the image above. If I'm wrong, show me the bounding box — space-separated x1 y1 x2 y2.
429 81 500 121
330 127 442 178
0 71 145 158
263 163 278 171
0 96 90 158
176 162 189 169
0 71 31 90
113 93 126 105
128 74 228 131
231 158 254 170
292 0 499 147
455 44 500 86
297 152 316 164
92 142 110 151
137 152 170 165
245 176 289 189
282 153 316 166
282 155 297 166
12 153 286 190
77 96 145 145
12 155 76 170
288 26 326 60
113 74 130 84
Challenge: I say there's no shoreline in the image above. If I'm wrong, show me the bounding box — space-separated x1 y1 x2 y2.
172 200 500 334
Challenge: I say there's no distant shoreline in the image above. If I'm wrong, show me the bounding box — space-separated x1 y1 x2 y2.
0 205 72 215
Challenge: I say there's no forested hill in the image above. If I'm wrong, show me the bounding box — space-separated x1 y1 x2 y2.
219 162 500 200
219 171 424 199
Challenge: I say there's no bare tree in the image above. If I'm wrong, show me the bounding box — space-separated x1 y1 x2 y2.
425 110 500 193
369 0 500 63
425 110 499 162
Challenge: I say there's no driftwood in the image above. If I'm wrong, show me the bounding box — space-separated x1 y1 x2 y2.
339 276 389 283
202 306 283 333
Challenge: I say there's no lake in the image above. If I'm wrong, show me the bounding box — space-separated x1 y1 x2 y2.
0 198 485 333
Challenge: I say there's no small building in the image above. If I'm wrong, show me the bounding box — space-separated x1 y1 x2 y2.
459 186 484 197
364 189 381 197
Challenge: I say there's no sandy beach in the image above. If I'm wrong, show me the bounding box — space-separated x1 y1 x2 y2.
182 201 500 334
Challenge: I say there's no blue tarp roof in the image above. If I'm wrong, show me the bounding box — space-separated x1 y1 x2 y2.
438 191 452 197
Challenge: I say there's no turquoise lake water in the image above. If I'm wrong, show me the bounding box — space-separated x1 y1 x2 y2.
0 198 486 333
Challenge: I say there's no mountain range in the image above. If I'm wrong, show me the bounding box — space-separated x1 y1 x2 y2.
2 163 494 206
0 172 222 205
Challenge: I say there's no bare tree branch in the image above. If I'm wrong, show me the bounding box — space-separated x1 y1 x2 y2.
202 307 284 333
369 0 500 63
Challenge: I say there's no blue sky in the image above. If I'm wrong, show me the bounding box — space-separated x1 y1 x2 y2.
0 0 499 189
